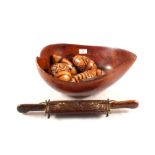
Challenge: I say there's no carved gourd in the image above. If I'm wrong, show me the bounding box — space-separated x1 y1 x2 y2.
49 63 71 81
71 69 105 83
50 63 70 76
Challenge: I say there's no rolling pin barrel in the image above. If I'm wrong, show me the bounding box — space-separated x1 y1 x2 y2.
17 100 138 116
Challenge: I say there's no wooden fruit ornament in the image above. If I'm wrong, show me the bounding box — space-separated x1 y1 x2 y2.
73 55 97 72
50 63 70 76
55 71 72 81
52 54 62 63
71 69 105 83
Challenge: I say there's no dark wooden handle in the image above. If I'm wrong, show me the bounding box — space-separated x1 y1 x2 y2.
17 104 45 113
111 100 138 109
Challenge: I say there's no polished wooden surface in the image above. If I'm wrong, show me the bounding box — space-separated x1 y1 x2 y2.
36 44 136 97
17 100 138 114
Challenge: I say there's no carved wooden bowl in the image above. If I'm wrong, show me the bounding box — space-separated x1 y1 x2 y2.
36 44 136 97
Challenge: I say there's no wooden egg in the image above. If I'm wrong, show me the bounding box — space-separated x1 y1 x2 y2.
96 69 105 76
55 71 72 81
61 58 77 75
52 54 62 63
73 55 97 72
61 58 73 68
70 67 77 75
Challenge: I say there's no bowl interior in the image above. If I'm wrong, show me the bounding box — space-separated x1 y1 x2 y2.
36 44 136 97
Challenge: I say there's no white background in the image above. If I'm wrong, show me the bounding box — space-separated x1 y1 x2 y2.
0 0 155 155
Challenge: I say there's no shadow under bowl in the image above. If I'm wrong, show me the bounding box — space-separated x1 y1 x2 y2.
36 43 136 97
